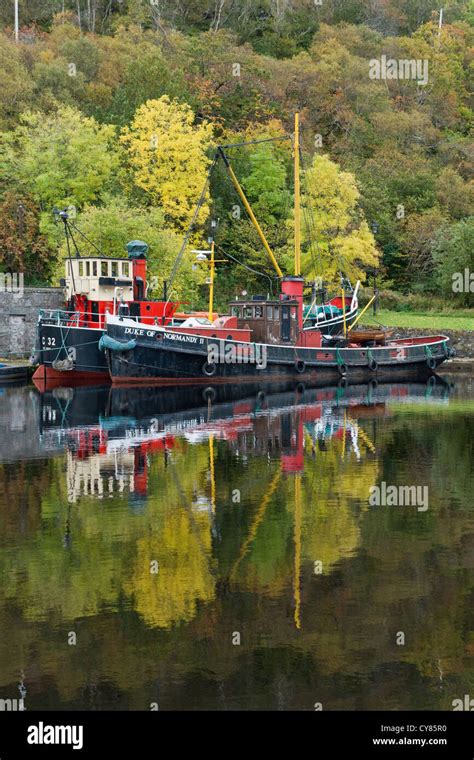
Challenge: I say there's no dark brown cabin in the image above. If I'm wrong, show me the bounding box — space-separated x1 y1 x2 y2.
229 296 300 344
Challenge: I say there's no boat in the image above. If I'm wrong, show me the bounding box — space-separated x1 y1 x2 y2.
101 114 454 386
103 273 453 385
343 328 394 345
0 362 30 384
302 285 359 336
32 212 179 384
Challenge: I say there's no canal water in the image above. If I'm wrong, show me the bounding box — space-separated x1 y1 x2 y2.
0 375 472 711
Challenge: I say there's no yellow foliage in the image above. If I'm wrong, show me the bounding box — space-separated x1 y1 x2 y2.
301 154 380 283
121 96 215 234
124 508 215 629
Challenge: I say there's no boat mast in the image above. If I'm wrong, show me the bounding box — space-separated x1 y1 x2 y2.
192 239 226 321
218 147 283 278
208 241 220 321
294 112 301 277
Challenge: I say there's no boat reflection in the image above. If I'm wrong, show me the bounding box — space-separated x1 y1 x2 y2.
36 378 450 508
0 375 472 712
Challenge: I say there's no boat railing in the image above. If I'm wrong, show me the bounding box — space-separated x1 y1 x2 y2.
310 301 357 325
38 309 174 328
38 309 107 327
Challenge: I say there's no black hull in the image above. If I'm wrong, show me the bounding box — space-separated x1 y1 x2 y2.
35 320 108 380
37 378 452 444
105 320 451 386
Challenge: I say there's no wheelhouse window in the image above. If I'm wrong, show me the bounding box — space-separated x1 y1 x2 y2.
244 306 253 319
122 262 130 278
266 306 273 320
231 306 240 318
85 261 90 276
101 261 108 277
254 305 263 318
291 306 297 320
78 261 84 276
92 261 97 277
274 305 279 320
111 262 118 277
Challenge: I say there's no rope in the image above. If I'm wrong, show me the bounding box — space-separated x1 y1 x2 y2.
68 221 106 256
168 151 220 291
39 338 105 353
221 135 290 150
215 243 275 295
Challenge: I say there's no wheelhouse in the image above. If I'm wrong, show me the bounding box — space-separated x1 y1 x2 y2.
63 257 134 303
229 297 300 344
226 277 321 348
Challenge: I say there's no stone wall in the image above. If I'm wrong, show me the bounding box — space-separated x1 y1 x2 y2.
0 288 64 358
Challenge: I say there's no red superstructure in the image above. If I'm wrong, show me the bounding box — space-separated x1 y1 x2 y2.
61 239 178 328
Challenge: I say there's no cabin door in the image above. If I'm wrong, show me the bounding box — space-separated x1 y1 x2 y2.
281 305 291 341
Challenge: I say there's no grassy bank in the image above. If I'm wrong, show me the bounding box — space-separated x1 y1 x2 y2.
364 310 474 332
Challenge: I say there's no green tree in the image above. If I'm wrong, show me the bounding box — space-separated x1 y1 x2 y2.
432 219 474 306
0 105 119 231
242 143 290 222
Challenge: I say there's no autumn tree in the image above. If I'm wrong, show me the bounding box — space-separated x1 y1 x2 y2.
0 36 34 130
300 154 379 284
121 96 214 233
0 193 53 284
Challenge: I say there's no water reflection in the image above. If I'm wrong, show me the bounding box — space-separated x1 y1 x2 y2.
0 376 472 710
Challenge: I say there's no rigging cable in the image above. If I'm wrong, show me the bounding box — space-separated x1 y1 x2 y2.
167 151 220 292
68 220 107 257
215 243 276 296
299 146 324 284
